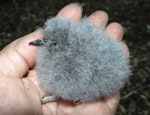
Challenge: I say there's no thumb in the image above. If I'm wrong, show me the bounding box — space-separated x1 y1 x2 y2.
0 28 43 78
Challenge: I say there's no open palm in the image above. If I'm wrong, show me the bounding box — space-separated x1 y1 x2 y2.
0 3 128 115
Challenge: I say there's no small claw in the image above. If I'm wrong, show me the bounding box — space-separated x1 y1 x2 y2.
29 39 44 46
41 95 57 104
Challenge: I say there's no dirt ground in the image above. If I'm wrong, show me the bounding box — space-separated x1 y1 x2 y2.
0 0 149 115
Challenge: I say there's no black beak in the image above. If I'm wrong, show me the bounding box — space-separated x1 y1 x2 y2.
29 39 44 46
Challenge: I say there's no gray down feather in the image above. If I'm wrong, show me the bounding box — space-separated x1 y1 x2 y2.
36 16 131 102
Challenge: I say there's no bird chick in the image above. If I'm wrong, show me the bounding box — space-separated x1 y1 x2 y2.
29 16 131 103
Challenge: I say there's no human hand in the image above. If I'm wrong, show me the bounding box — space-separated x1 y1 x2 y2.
0 3 128 115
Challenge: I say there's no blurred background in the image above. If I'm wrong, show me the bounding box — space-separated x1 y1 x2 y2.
0 0 149 114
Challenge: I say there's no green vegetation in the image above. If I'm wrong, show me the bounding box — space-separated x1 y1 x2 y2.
0 0 149 114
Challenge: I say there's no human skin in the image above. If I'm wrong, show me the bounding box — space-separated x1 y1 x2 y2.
0 3 128 115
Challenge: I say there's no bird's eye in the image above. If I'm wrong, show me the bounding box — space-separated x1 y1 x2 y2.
43 37 48 42
50 39 57 46
49 42 57 48
52 42 57 46
48 42 57 52
51 41 58 47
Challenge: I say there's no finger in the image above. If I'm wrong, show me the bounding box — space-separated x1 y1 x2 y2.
0 29 43 77
105 93 120 113
57 3 82 22
105 22 124 41
105 22 130 55
88 11 108 28
106 22 130 55
121 42 130 56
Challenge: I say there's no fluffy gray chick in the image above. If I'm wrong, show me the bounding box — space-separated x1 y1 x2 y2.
32 16 131 102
